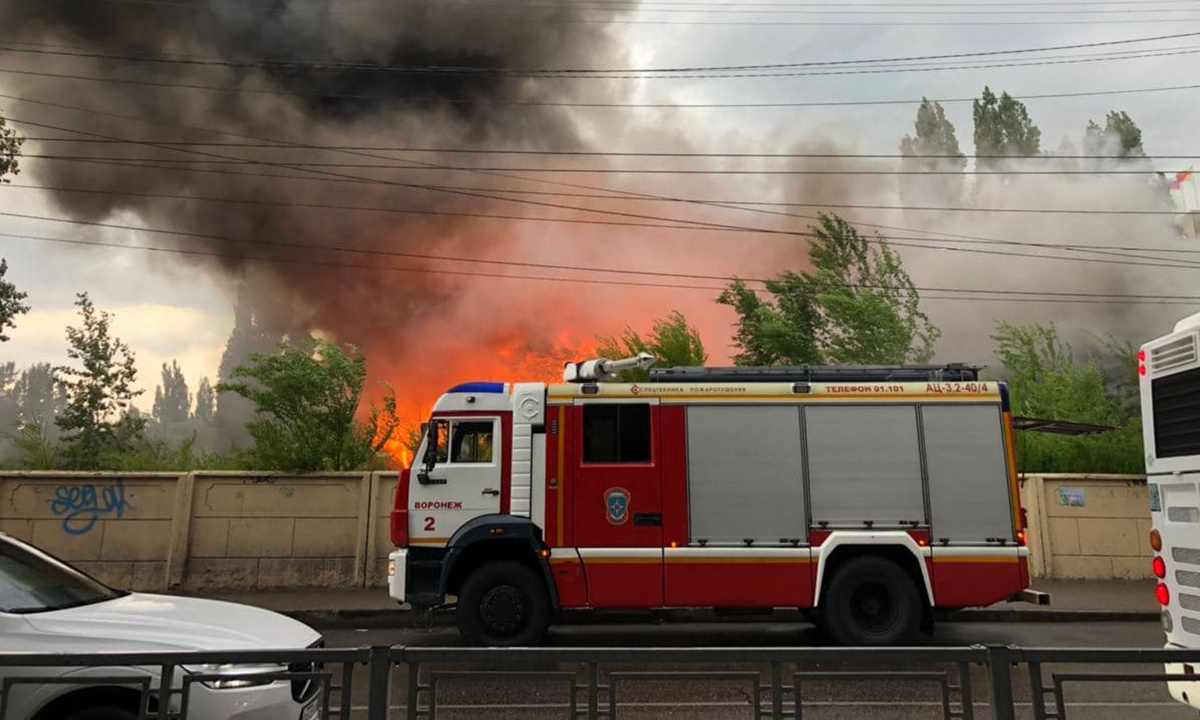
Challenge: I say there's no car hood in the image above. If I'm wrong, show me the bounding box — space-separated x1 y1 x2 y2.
18 593 321 653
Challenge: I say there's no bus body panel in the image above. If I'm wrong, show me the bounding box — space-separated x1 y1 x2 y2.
1141 312 1200 710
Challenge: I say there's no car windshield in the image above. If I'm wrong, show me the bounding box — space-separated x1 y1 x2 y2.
0 536 124 614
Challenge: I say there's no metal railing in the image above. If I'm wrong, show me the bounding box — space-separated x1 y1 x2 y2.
2 644 1200 720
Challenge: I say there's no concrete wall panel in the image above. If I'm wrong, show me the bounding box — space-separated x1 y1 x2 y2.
188 517 230 558
227 518 295 558
1020 474 1151 580
17 471 1156 586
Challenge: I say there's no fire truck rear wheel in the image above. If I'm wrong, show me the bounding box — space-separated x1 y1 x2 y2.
821 556 922 646
457 560 550 647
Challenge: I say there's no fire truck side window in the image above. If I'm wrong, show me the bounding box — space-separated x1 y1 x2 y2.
432 420 450 464
451 421 495 464
583 404 651 464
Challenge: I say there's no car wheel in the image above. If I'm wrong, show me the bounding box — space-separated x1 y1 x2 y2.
457 560 550 647
821 556 922 646
62 708 138 720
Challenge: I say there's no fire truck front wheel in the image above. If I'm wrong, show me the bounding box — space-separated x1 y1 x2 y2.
821 556 922 646
457 560 551 647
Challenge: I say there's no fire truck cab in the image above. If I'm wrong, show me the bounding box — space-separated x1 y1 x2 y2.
388 361 1031 646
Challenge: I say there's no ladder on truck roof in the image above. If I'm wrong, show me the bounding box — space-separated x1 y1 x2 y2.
647 364 982 383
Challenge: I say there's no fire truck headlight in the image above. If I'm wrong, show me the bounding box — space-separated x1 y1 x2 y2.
388 559 396 577
1163 609 1175 633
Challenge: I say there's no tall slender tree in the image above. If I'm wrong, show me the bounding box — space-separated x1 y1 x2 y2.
194 376 216 424
1083 111 1145 158
14 362 62 425
973 86 1041 166
900 98 966 204
55 294 144 469
900 99 965 166
152 360 191 426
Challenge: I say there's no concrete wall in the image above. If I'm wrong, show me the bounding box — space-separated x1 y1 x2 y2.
0 471 398 592
1019 473 1152 580
0 471 1154 588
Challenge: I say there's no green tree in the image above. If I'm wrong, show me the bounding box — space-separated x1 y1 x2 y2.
596 311 708 382
55 293 145 469
900 98 965 168
973 87 1041 166
1083 111 1145 158
194 376 216 424
217 339 398 471
900 98 966 204
718 213 939 366
0 259 29 342
0 109 21 183
13 362 63 426
992 322 1142 473
152 360 191 426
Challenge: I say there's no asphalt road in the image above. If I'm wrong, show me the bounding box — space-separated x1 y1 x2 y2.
312 620 1200 719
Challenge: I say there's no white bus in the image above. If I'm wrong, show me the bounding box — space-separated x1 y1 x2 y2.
1142 311 1200 707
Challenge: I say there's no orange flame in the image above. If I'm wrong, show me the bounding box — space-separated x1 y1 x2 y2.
385 438 413 469
368 333 599 469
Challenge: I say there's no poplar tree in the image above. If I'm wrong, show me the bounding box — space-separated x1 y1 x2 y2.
973 87 1041 166
55 294 145 469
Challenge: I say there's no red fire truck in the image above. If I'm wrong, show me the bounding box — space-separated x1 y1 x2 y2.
388 358 1033 646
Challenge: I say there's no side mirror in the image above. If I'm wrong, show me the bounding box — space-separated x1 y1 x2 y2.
418 420 441 485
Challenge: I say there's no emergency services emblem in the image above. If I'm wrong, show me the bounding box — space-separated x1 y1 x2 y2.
604 487 630 525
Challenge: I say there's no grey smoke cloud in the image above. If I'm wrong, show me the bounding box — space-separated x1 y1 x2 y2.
0 0 644 358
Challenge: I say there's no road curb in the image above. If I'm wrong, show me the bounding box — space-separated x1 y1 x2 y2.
285 607 1160 629
951 609 1161 623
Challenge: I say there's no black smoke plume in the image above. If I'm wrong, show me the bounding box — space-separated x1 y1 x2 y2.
0 0 647 439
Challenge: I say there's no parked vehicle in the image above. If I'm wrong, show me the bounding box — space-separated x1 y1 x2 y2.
1142 311 1200 709
388 358 1034 646
0 532 323 720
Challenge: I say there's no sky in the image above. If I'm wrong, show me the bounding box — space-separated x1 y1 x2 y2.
2 1 1199 406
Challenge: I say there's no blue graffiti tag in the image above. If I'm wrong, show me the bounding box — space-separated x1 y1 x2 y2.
49 480 134 535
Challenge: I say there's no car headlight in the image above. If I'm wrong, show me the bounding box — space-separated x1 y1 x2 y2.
186 663 279 690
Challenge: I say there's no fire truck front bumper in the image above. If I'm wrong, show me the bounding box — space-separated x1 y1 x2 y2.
388 547 448 607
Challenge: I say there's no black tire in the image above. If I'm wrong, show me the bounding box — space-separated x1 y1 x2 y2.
457 560 550 646
820 556 922 646
62 708 138 720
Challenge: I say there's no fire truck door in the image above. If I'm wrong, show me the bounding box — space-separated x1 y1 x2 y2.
408 415 505 546
571 401 664 608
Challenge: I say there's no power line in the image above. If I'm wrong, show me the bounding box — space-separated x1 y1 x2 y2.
2 30 1197 73
3 189 1199 280
17 137 1200 160
7 0 1200 7
1 47 1194 86
17 154 1195 174
688 199 1191 218
8 103 1197 272
6 76 1200 112
7 0 1200 13
8 180 1197 246
10 120 1197 270
1 0 1199 24
0 228 1196 305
